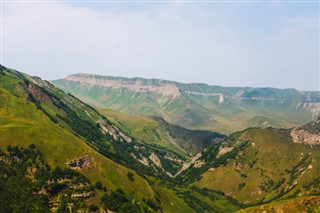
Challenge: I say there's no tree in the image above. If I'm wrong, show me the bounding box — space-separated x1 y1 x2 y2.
127 172 134 181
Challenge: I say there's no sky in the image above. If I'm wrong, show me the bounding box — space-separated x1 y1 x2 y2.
1 1 319 91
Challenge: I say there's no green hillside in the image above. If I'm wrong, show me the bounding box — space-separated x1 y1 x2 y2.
235 196 320 213
52 74 320 134
0 65 159 211
1 66 193 178
0 65 243 212
2 65 320 212
99 108 225 156
177 123 320 205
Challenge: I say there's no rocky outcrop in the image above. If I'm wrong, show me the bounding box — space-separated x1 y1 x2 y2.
174 153 203 177
149 152 162 169
65 155 95 171
98 120 132 143
217 147 234 158
291 128 320 146
66 74 181 97
71 191 95 198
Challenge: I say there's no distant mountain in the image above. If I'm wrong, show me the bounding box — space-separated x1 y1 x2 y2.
52 73 320 134
176 118 320 204
0 65 157 211
0 66 160 212
0 65 242 212
99 108 225 156
2 65 319 212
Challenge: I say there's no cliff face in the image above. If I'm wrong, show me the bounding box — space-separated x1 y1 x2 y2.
66 74 181 97
291 128 320 146
53 74 320 134
291 117 320 146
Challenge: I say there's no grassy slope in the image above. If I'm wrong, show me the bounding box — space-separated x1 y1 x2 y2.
0 67 242 212
147 177 240 213
99 108 224 156
193 128 320 204
52 77 318 134
235 196 320 213
99 109 169 148
0 71 154 202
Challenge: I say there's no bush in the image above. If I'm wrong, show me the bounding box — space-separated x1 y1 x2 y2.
88 204 99 212
95 181 103 190
127 172 134 181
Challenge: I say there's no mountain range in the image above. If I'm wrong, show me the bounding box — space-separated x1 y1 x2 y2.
1 65 320 212
53 73 320 134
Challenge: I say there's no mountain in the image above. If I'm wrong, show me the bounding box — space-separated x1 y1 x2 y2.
0 65 158 211
177 118 320 205
2 65 320 212
0 65 242 212
52 73 320 134
99 108 225 156
236 196 320 213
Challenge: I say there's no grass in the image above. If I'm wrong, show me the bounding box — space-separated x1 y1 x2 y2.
99 108 224 156
99 108 189 156
193 128 320 204
0 80 154 202
147 177 241 213
52 76 314 134
235 196 320 213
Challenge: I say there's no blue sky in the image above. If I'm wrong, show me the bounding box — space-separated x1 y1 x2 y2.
2 1 319 90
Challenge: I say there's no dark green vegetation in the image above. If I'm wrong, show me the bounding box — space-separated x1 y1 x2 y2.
235 196 320 213
0 65 242 212
1 65 320 212
182 124 320 206
99 108 225 156
0 145 93 212
53 73 320 134
0 145 162 212
0 65 188 179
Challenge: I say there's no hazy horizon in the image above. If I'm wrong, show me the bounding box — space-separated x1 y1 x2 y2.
1 1 319 91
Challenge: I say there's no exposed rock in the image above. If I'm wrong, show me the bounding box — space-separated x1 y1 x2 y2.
174 153 202 177
66 74 181 97
194 161 205 168
218 147 234 157
24 82 51 103
98 121 119 141
32 188 49 196
166 172 174 177
71 191 95 198
296 102 320 118
131 153 149 166
141 157 149 166
233 161 247 171
219 93 224 104
163 156 184 164
149 153 162 169
65 155 95 171
184 90 221 97
98 120 132 142
251 187 262 196
290 128 320 146
119 131 132 143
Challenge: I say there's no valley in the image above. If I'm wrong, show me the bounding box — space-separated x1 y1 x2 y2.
53 74 320 134
1 65 320 212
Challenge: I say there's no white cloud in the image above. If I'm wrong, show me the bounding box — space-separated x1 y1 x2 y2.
2 2 319 90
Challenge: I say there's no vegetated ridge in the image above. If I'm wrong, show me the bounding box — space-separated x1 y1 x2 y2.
53 73 320 134
0 65 243 212
99 108 225 156
176 117 320 207
1 65 319 212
